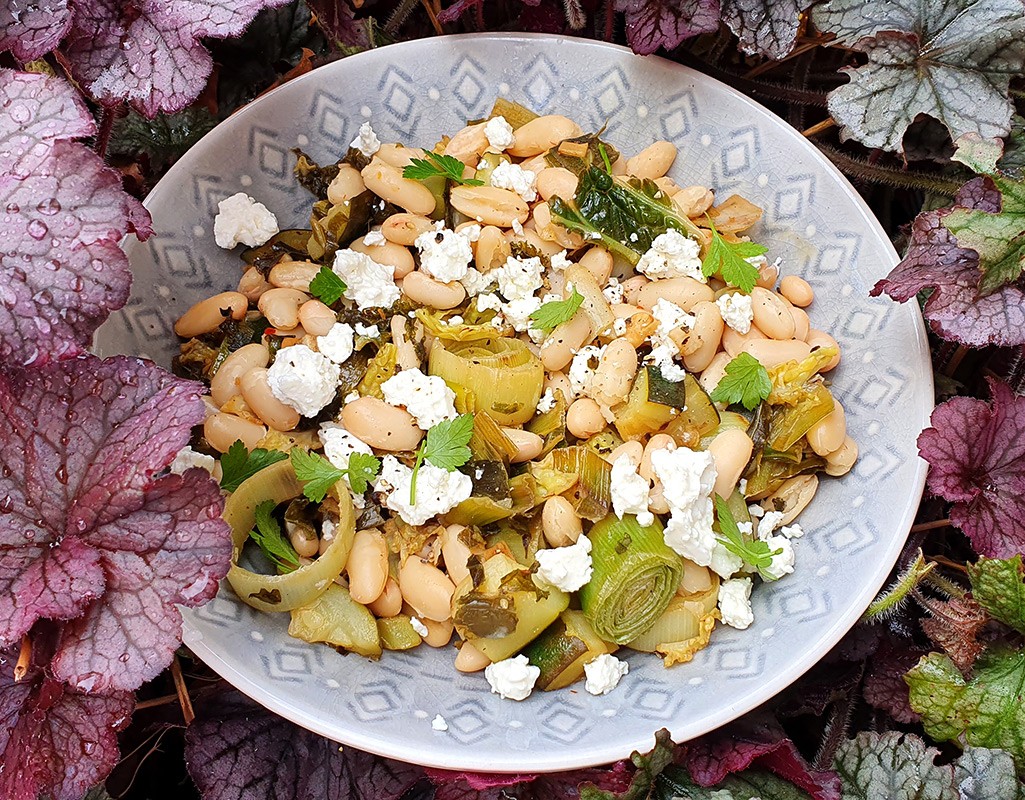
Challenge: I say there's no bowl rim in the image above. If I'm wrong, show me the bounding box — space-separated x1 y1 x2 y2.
138 31 933 771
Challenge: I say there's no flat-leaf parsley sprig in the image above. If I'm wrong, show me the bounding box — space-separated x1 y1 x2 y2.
403 151 484 186
710 352 772 411
529 288 584 332
701 217 767 293
290 449 382 502
410 414 474 503
714 494 782 580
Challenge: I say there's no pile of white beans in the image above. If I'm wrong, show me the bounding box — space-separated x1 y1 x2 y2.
173 111 857 672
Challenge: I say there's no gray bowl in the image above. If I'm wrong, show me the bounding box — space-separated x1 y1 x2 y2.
96 33 932 772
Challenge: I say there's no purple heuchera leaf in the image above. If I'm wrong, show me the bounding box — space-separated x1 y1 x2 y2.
720 0 811 60
185 687 424 800
0 354 232 692
872 177 1025 347
615 0 720 55
427 762 633 800
686 714 841 800
862 637 925 723
0 0 72 60
62 0 291 116
917 377 1025 558
0 634 133 800
0 69 151 367
307 0 370 47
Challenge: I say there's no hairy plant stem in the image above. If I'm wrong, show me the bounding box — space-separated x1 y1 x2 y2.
94 104 118 160
815 144 964 196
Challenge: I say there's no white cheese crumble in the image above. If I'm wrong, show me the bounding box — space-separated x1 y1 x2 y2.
316 322 354 364
568 344 605 398
610 454 653 526
536 388 557 414
613 317 628 337
363 229 387 247
431 714 449 732
350 121 381 157
602 276 624 304
709 541 744 579
781 523 804 539
635 229 703 281
502 295 543 333
484 655 540 701
760 534 795 580
381 368 458 430
644 298 694 383
718 577 754 629
410 616 429 637
266 344 340 417
535 536 593 592
354 322 380 338
489 161 537 202
213 192 279 249
170 446 215 475
375 455 472 526
757 510 785 538
332 248 400 310
651 445 718 566
484 115 515 151
494 255 544 301
461 267 496 297
747 503 765 519
511 218 524 236
584 654 629 696
319 422 373 500
550 250 572 271
415 227 474 283
716 293 754 334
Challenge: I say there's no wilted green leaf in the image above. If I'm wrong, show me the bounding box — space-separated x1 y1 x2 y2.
109 107 216 167
580 728 675 800
653 765 810 799
906 649 1025 775
812 0 1025 153
833 731 956 800
968 555 1025 634
954 747 1025 800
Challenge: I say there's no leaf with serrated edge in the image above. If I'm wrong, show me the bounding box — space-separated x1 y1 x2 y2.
613 0 719 56
968 555 1025 634
812 0 1025 153
720 0 812 60
953 748 1025 800
0 0 71 60
833 731 956 800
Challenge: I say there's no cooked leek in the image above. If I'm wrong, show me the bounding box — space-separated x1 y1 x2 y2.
767 383 834 451
416 308 500 342
768 346 839 402
526 389 567 458
580 514 683 644
565 263 616 336
524 610 616 690
442 495 515 526
428 337 544 426
744 445 826 499
377 616 423 650
356 343 399 399
531 446 612 521
469 412 519 462
288 583 381 657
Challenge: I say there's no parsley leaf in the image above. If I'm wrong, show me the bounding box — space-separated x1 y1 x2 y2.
700 218 766 293
409 413 474 503
308 266 347 305
710 352 772 411
714 494 782 579
219 439 289 493
251 499 300 573
529 288 584 332
343 451 383 494
402 151 484 187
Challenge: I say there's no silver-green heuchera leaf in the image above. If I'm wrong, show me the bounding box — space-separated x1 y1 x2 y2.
833 732 956 800
954 748 1025 800
719 0 813 60
812 0 1025 153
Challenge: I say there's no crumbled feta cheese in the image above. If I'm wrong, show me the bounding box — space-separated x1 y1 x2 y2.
213 192 279 249
415 227 474 283
535 536 593 592
410 616 429 637
354 322 380 338
584 654 629 696
651 298 695 340
381 368 458 430
536 388 557 414
343 390 360 404
463 224 482 242
738 478 748 495
169 446 215 475
635 229 703 281
484 654 541 701
709 541 743 579
610 454 653 526
643 299 694 383
613 317 628 336
602 276 624 304
568 345 605 398
757 510 785 539
484 115 516 151
461 268 496 297
333 248 400 310
494 255 544 301
747 504 765 519
475 292 503 313
489 161 537 202
431 714 449 731
266 344 340 417
718 577 754 629
651 445 718 566
503 295 543 333
319 422 373 471
316 322 354 364
550 250 572 271
350 121 381 157
448 315 464 326
375 456 473 526
738 520 753 538
511 218 524 236
780 523 804 539
716 293 754 334
761 534 795 580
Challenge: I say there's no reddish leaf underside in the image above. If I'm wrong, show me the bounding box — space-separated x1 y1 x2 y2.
917 377 1025 558
0 355 232 692
0 69 150 367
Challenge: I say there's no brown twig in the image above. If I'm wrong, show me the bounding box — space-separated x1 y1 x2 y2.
170 656 195 725
802 118 836 137
421 0 445 36
929 555 970 574
134 693 181 711
943 345 968 377
911 518 951 533
14 635 31 682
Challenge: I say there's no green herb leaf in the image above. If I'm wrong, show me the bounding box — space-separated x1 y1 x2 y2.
529 289 584 332
402 151 484 186
290 449 345 503
906 648 1025 774
700 219 766 293
968 555 1025 634
251 499 300 573
309 266 347 305
714 494 781 578
710 353 772 411
219 440 289 493
344 451 382 494
409 413 474 503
